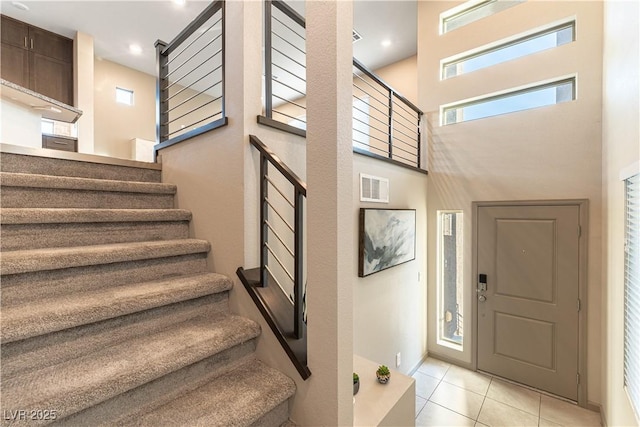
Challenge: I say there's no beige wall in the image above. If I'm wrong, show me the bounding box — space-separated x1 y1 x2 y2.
93 58 155 159
75 31 94 154
419 0 603 406
601 0 640 425
351 54 429 376
353 155 428 375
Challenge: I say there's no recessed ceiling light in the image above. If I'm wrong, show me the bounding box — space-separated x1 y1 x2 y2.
11 1 29 11
173 0 186 6
129 44 143 55
381 39 392 47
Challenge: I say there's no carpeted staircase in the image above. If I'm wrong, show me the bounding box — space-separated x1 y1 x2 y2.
0 149 295 426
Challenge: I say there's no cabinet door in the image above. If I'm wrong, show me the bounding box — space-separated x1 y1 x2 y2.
29 26 73 63
30 53 73 105
1 15 28 48
1 42 29 87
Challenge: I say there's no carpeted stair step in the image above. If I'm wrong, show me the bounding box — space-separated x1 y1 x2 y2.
1 251 209 306
0 149 162 183
0 239 210 276
111 360 296 427
1 272 231 344
0 172 176 209
2 294 230 379
1 208 192 250
1 315 261 424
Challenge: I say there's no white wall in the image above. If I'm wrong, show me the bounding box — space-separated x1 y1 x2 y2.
419 0 603 406
0 100 42 148
601 0 640 425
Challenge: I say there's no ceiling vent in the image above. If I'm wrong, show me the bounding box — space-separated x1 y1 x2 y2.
353 29 363 43
360 173 389 203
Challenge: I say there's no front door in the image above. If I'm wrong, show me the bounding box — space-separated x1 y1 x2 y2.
476 204 581 401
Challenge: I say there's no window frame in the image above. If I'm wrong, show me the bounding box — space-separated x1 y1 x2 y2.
440 0 525 34
436 210 464 350
441 19 576 80
116 87 135 106
440 75 576 126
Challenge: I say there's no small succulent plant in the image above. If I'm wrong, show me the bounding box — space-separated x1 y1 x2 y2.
376 365 391 384
353 372 359 383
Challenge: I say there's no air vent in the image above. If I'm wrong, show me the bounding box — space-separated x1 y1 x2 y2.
360 173 389 203
353 29 363 43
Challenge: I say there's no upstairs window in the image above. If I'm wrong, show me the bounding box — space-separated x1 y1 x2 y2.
442 21 575 79
441 0 525 34
116 87 134 106
441 76 575 125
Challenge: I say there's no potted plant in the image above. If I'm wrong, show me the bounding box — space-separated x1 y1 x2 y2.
353 372 360 395
376 365 391 384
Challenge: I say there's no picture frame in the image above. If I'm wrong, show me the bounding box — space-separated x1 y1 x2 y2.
358 208 416 277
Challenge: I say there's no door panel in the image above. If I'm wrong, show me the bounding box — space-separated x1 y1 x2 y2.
477 205 580 401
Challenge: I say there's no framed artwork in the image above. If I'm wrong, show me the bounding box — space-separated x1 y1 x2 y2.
358 208 416 277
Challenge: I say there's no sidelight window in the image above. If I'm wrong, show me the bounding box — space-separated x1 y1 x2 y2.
437 211 464 349
624 172 640 420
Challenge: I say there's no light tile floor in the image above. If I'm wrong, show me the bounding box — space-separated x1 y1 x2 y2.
413 358 602 427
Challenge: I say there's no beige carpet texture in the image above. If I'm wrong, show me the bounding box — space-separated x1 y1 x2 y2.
0 150 295 426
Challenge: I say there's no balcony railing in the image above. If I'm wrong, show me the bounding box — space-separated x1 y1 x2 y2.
155 0 227 152
259 0 425 172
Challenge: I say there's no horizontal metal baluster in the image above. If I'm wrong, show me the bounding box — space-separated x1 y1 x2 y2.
167 95 222 125
272 95 307 112
273 32 306 56
166 36 222 79
266 175 295 207
265 198 295 232
271 47 306 70
167 16 222 66
265 242 294 282
165 48 222 89
265 220 295 257
165 110 222 137
166 64 223 102
272 110 307 124
167 80 222 112
272 63 307 83
272 15 306 40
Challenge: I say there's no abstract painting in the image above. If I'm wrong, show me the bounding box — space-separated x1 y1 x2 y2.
359 208 416 277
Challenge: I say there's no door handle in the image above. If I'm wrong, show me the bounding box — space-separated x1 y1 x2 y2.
478 295 487 302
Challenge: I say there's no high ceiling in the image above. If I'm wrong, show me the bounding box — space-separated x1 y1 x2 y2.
0 0 417 76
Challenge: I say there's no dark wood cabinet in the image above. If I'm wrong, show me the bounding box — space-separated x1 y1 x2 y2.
42 134 77 152
1 15 73 106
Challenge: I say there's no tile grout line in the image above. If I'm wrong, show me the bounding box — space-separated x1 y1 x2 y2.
476 376 493 423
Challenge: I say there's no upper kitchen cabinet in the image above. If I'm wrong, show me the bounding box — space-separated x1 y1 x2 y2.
1 15 73 106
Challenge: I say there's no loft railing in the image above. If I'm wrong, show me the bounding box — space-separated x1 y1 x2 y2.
237 135 310 380
259 0 425 172
258 0 307 136
155 0 227 153
352 59 423 171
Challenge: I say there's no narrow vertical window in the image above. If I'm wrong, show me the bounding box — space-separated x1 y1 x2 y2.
624 173 640 420
437 211 464 349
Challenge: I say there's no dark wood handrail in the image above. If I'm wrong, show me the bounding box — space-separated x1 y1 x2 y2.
250 135 307 196
161 1 224 57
